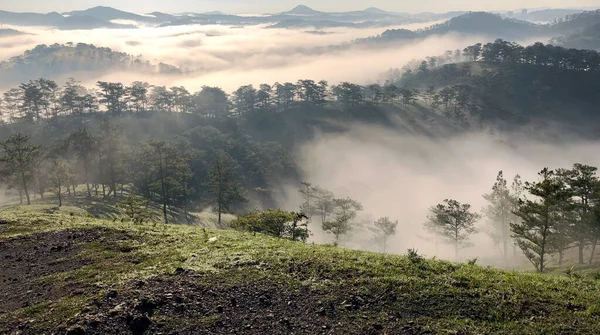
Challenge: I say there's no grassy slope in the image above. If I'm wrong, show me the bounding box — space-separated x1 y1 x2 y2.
1 205 600 334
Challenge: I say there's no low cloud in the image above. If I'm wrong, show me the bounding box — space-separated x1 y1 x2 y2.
278 121 600 268
0 21 487 91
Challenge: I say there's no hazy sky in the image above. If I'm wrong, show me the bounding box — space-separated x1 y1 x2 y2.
2 0 599 14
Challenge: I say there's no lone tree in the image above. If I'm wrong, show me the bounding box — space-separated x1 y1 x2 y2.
322 197 363 244
208 151 246 227
48 159 73 207
369 217 398 253
426 199 480 259
68 128 97 199
117 195 150 224
511 168 572 273
557 164 599 264
231 209 309 241
148 141 171 224
0 133 40 205
482 171 520 262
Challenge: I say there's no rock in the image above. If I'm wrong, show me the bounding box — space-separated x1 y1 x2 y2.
0 219 8 225
128 315 151 335
208 237 219 243
66 326 86 335
109 303 128 316
259 295 271 307
230 298 237 307
135 298 157 316
217 306 224 313
105 290 118 299
373 323 384 330
174 267 185 275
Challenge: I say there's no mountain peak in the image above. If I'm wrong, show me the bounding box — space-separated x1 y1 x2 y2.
364 7 388 14
286 5 321 15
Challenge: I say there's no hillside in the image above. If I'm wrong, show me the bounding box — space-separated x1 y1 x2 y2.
0 28 24 37
63 6 171 23
1 205 599 334
0 10 134 30
555 23 600 50
0 43 183 87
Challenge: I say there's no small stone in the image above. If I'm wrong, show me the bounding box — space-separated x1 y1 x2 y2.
128 315 151 335
373 324 384 330
105 290 118 299
66 326 86 335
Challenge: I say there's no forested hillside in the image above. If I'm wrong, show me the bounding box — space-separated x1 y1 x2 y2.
0 43 183 87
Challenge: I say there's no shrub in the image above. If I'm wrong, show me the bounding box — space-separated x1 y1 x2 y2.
230 209 309 241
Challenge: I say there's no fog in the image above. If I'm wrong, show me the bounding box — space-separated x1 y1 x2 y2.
0 20 484 91
277 122 600 269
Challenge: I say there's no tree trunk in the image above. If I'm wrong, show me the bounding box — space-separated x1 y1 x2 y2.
72 184 77 197
455 242 459 260
218 201 222 227
102 184 106 198
559 249 564 266
590 239 598 264
86 182 91 199
578 239 585 264
67 185 71 197
20 170 30 205
58 184 62 207
18 188 23 204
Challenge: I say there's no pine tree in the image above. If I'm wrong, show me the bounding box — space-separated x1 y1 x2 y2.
208 151 246 227
369 217 398 253
426 199 480 259
48 159 73 207
482 171 520 262
322 197 363 244
511 168 572 273
0 134 40 205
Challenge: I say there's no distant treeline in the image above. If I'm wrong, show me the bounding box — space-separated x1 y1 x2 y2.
0 77 426 124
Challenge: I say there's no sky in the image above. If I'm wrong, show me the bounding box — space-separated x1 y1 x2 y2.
2 0 600 14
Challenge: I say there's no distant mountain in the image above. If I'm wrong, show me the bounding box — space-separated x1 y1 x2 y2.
423 12 541 39
284 5 324 16
357 12 543 46
0 9 135 29
510 8 586 23
0 10 65 26
147 12 176 22
64 6 172 23
0 43 183 88
363 7 390 15
554 22 600 50
550 9 600 35
0 28 24 37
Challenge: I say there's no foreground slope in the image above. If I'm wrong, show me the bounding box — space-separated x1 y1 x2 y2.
1 206 600 334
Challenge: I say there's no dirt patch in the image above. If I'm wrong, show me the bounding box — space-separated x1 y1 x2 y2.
57 270 418 335
0 228 136 315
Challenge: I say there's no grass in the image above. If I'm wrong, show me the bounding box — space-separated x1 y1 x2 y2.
1 204 600 334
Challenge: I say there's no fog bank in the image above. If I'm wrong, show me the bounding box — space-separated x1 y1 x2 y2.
281 123 600 268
